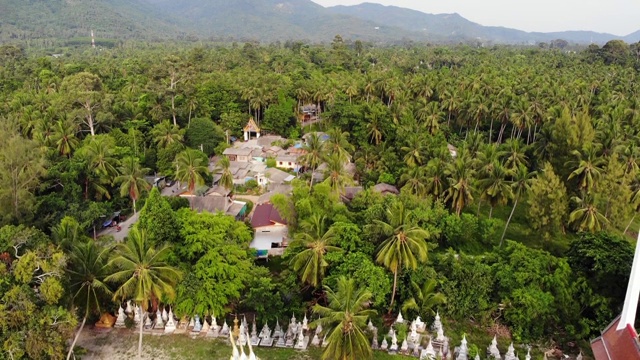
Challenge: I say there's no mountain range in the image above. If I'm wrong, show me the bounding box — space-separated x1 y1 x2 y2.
1 0 638 45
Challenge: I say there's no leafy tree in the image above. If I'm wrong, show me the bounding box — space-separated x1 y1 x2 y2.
106 229 182 360
373 201 429 310
262 92 296 136
567 232 633 334
0 225 77 360
494 241 576 341
312 276 376 360
114 157 151 213
65 240 112 360
60 72 106 137
527 163 569 241
0 124 45 222
173 209 253 317
185 117 224 156
137 187 180 244
435 251 494 320
240 266 285 325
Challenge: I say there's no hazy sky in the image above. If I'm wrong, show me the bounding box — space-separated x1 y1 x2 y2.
311 0 640 36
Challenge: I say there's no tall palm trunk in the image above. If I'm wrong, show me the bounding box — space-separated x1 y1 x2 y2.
489 118 494 143
500 197 519 247
138 306 144 360
624 213 637 235
388 268 398 313
66 314 87 360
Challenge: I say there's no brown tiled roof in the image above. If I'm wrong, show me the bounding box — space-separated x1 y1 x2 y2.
251 203 287 228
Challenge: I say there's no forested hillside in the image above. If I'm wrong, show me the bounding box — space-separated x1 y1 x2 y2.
2 0 638 45
0 0 187 43
1 39 640 358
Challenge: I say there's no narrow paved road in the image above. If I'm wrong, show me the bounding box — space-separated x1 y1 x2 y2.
97 211 140 242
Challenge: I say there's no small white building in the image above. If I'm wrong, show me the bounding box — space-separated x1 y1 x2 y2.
250 203 288 257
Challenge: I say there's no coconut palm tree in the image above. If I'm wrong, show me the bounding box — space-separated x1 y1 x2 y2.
52 119 79 157
312 276 376 360
567 146 605 194
323 153 353 196
569 194 609 233
151 120 184 149
66 240 112 360
424 158 448 200
105 229 182 360
400 166 426 197
401 133 426 168
79 135 120 200
174 149 209 193
374 201 429 310
501 138 528 171
114 157 151 213
365 112 384 145
476 161 513 218
291 214 342 288
401 279 446 318
299 133 325 188
500 165 535 247
326 127 354 163
445 154 476 216
214 156 234 191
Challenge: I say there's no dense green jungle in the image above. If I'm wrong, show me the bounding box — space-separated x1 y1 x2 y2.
0 38 640 359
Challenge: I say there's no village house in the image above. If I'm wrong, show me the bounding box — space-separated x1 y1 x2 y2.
250 203 288 258
223 147 253 162
188 186 247 220
276 155 300 171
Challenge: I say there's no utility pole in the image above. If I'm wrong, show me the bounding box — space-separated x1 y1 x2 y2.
91 30 96 48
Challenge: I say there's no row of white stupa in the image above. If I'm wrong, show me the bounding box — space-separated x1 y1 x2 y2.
375 311 535 360
114 302 553 360
115 301 320 349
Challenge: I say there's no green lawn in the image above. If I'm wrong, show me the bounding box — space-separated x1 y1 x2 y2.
79 330 413 360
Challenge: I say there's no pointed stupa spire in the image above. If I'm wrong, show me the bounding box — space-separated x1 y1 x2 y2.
247 334 258 360
230 332 239 360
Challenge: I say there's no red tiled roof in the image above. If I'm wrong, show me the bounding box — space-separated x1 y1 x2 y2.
251 203 287 228
591 316 640 360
